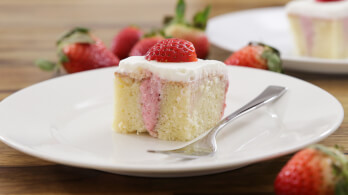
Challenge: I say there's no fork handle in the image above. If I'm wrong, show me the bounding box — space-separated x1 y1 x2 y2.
209 85 287 138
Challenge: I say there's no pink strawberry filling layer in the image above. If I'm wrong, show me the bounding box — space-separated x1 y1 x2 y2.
299 16 314 55
139 74 162 137
298 16 348 55
344 18 348 44
221 80 229 118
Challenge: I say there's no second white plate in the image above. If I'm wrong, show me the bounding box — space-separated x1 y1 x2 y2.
207 7 348 74
0 67 344 177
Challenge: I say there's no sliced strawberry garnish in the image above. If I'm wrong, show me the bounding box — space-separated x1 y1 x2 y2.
145 38 197 62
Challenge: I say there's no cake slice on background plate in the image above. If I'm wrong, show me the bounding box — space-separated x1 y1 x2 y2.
113 38 228 141
286 0 348 59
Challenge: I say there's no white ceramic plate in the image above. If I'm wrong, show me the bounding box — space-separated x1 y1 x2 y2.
0 67 344 177
207 7 348 74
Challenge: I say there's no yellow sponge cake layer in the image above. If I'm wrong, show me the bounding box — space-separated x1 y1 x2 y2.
113 74 147 134
156 76 227 141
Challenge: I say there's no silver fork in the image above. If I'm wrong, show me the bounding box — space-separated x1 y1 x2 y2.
147 85 287 159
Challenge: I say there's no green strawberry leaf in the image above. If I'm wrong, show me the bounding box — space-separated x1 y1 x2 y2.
262 49 283 73
57 50 69 63
57 30 95 49
163 0 190 27
193 5 211 30
144 29 168 38
310 144 348 195
159 29 169 38
35 59 57 71
56 27 89 46
163 16 174 26
176 0 186 23
335 178 348 195
254 42 282 73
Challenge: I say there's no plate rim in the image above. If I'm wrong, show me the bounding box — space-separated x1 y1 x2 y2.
0 67 344 176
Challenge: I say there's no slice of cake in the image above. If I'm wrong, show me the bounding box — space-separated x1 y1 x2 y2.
113 39 228 141
286 0 348 59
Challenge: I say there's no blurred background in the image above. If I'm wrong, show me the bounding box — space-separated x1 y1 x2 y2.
0 0 291 60
0 0 291 97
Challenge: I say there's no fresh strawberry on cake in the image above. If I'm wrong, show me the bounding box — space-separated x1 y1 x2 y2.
163 0 211 59
113 38 228 141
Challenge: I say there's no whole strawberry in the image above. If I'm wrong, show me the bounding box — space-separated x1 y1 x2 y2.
224 42 283 73
36 27 119 74
163 0 210 59
111 26 143 60
274 145 348 195
145 38 197 62
129 36 164 56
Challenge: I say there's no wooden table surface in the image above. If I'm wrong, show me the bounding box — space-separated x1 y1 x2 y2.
0 0 347 194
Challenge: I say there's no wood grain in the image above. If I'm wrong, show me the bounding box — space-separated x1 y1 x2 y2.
0 0 347 194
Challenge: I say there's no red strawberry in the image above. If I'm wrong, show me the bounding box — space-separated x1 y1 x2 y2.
274 145 348 195
224 42 283 73
164 25 209 59
163 0 210 59
145 38 197 62
129 36 164 56
36 27 119 74
111 26 143 59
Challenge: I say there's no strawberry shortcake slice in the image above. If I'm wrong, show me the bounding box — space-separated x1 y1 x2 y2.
113 39 228 141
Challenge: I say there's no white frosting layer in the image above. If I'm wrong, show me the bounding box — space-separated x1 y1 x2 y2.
116 56 227 82
286 0 348 19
